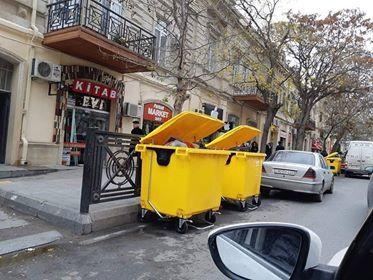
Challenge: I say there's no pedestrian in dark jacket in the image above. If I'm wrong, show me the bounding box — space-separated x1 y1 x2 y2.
275 141 285 151
321 150 328 157
129 120 144 154
250 141 259 153
131 120 144 135
265 143 273 159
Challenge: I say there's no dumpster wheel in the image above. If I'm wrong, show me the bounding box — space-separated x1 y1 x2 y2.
176 219 188 234
239 201 249 212
205 210 216 223
137 209 155 223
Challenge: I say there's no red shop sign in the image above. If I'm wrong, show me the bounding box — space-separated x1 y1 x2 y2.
143 102 173 123
71 79 117 100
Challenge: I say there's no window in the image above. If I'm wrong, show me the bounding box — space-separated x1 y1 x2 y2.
154 21 168 65
319 155 328 169
228 114 240 129
270 151 315 166
0 58 13 92
207 38 218 72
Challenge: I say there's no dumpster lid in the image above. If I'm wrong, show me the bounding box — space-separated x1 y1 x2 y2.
140 111 224 145
326 152 339 158
205 125 261 150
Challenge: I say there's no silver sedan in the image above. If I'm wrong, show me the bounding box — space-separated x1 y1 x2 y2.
261 150 334 202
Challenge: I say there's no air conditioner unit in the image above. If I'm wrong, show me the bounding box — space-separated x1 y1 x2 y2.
122 102 140 117
31 58 61 82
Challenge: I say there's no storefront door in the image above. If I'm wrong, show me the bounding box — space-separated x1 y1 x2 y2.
0 92 10 164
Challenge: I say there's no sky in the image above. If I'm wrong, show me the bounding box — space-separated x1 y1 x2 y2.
277 0 373 18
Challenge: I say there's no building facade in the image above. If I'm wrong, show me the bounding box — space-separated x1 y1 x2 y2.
0 0 319 167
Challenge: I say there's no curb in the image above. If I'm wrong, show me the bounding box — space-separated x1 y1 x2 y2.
0 190 92 235
0 189 140 235
0 230 62 264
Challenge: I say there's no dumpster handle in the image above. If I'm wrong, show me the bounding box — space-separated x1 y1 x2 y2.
226 153 236 165
175 148 188 156
135 144 145 152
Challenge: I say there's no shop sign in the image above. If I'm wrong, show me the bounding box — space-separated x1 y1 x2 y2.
75 95 110 112
71 79 117 100
143 102 172 122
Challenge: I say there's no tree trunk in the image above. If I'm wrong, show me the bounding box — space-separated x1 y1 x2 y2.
173 86 188 115
331 140 341 153
260 106 279 153
294 106 312 150
295 126 306 150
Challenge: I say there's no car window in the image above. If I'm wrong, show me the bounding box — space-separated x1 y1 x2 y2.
223 228 302 276
269 151 315 166
319 155 328 169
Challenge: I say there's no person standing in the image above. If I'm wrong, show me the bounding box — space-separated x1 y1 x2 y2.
131 120 144 135
275 141 285 151
265 143 273 159
129 120 144 154
250 141 259 153
321 150 328 157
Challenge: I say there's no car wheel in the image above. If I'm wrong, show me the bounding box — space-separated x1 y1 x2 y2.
314 183 324 202
326 177 334 194
314 192 324 202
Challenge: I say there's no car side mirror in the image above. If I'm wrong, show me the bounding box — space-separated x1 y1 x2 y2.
208 223 322 280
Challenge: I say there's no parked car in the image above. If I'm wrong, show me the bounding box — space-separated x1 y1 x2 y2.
261 150 334 202
345 141 373 178
367 175 373 210
208 209 373 280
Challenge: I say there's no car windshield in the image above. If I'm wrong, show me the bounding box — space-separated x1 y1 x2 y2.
269 151 315 166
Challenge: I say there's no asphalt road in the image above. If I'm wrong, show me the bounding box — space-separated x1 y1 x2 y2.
0 176 370 280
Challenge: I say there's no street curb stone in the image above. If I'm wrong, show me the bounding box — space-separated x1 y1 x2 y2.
0 189 92 235
0 230 62 256
0 189 139 235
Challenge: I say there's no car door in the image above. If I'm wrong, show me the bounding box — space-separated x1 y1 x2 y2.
319 155 332 187
346 143 362 170
361 143 373 172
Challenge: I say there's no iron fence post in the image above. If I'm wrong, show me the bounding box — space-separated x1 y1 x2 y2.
80 128 96 213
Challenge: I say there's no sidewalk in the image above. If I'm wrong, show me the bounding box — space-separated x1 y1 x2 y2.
0 168 139 235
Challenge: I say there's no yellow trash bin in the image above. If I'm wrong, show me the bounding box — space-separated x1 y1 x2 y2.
325 152 342 175
136 112 229 233
206 125 266 211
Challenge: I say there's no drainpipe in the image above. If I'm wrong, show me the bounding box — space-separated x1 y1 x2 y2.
20 0 38 165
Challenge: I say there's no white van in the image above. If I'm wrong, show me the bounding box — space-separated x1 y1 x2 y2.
345 141 373 177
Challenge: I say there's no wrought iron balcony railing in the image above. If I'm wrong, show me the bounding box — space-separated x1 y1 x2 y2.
46 0 156 60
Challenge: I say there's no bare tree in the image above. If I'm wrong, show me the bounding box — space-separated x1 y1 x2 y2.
138 0 239 114
320 92 373 151
286 10 373 150
233 0 293 152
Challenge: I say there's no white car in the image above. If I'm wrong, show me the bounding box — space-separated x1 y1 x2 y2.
208 210 373 280
261 150 334 202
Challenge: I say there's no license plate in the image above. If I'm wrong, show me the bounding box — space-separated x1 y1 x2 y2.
274 169 296 176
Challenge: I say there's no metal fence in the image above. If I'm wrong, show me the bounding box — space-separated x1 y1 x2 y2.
80 129 142 213
46 0 156 60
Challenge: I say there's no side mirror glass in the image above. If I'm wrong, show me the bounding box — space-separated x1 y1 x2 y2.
208 223 322 280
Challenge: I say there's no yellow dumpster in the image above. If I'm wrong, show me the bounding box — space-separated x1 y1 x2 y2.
325 152 342 175
206 125 266 211
136 112 229 233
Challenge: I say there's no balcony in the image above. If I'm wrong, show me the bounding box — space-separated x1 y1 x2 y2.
232 86 268 111
43 0 155 73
